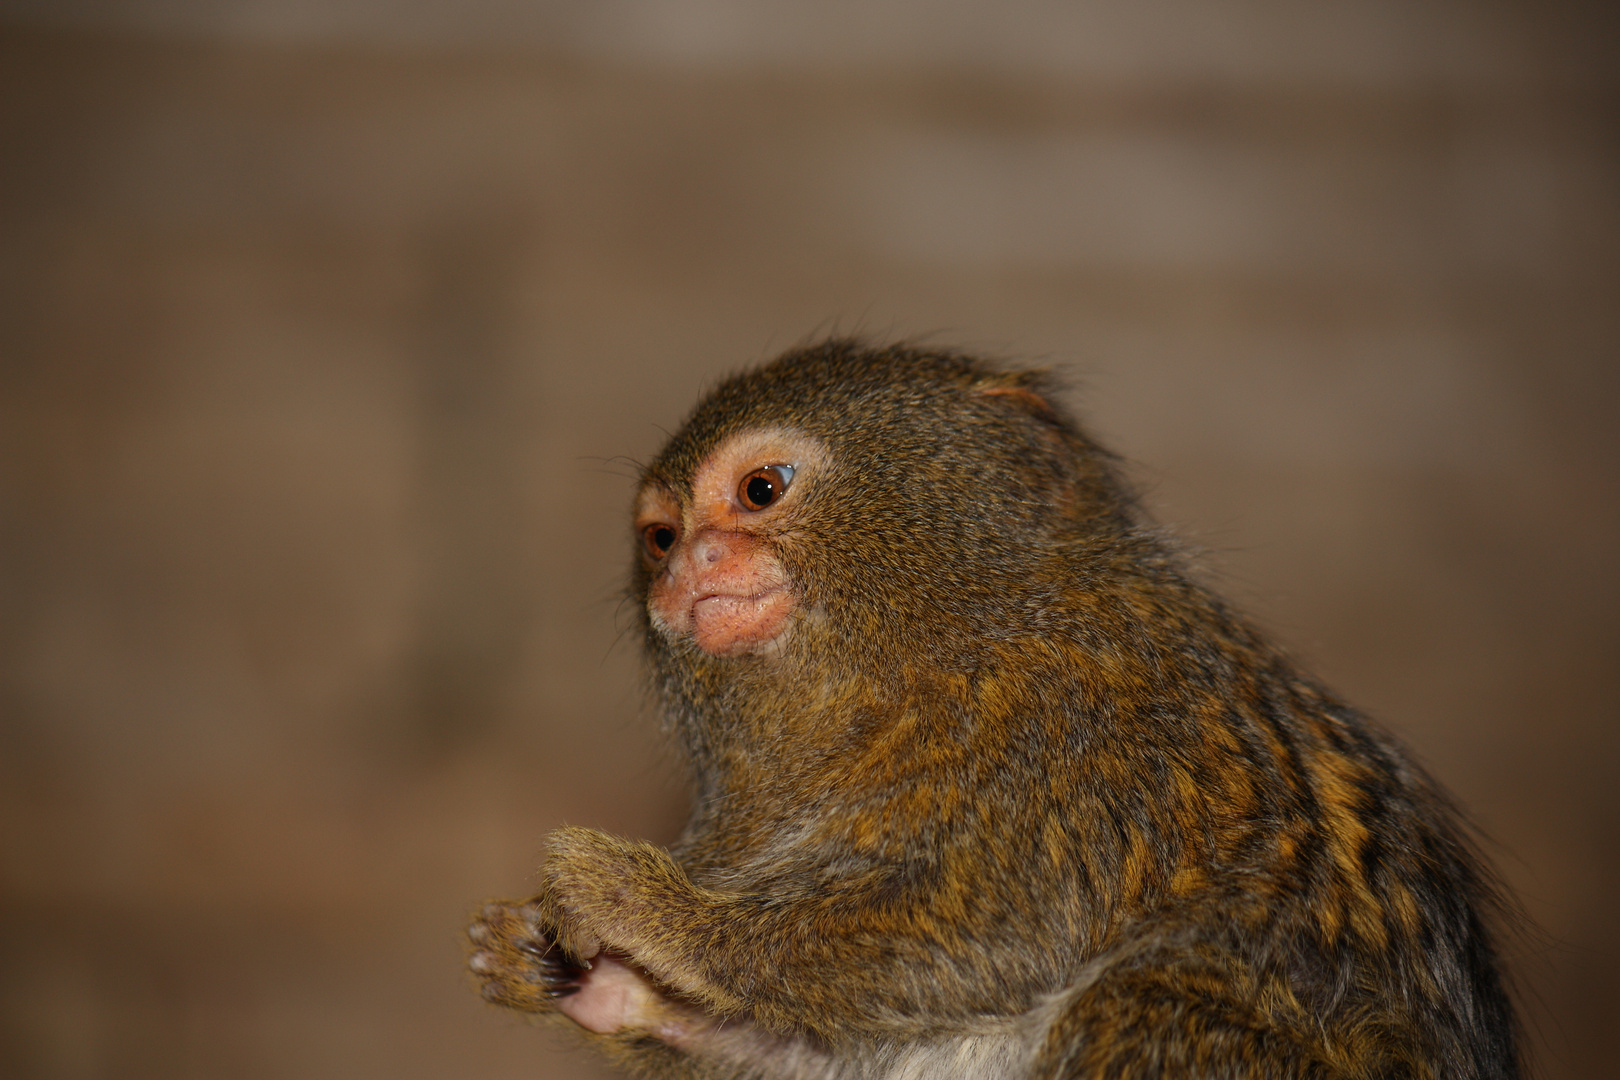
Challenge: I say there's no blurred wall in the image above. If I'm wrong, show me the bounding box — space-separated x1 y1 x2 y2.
1 4 1616 1078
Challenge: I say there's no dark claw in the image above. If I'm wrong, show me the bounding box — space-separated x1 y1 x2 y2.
508 931 593 996
518 936 554 958
541 957 588 988
469 904 591 1009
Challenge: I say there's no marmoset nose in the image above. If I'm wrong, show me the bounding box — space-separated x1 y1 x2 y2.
691 531 736 566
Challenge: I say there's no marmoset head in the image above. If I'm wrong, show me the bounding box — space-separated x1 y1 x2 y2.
631 340 1133 668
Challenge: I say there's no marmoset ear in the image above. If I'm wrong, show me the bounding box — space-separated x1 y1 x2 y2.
972 370 1061 425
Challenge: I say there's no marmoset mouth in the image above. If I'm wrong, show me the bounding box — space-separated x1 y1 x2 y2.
689 587 794 656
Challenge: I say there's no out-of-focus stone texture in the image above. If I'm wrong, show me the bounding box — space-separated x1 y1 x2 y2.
0 4 1614 1078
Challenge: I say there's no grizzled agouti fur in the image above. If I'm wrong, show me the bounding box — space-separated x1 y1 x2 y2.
468 340 1521 1080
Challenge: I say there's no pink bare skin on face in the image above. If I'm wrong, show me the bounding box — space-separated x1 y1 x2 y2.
652 527 794 656
637 428 824 658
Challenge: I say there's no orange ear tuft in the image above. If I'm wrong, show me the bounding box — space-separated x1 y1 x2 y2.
974 375 1059 424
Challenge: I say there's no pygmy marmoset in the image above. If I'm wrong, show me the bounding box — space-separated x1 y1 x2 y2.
468 340 1520 1080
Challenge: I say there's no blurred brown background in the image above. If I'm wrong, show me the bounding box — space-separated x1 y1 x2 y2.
1 3 1615 1078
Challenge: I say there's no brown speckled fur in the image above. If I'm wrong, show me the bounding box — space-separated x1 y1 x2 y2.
471 340 1521 1080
